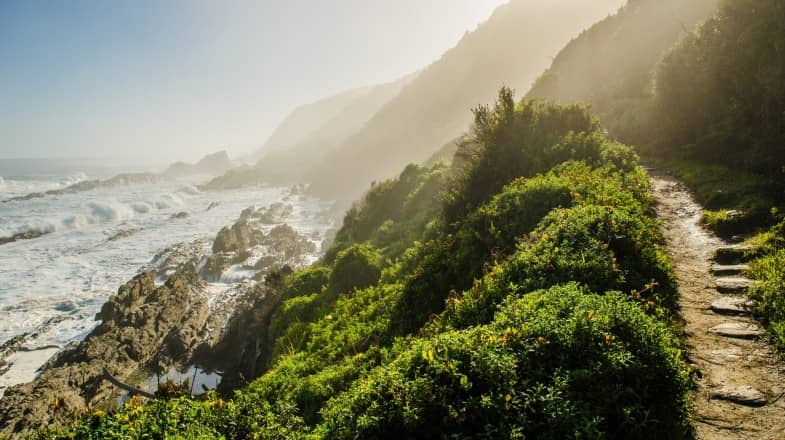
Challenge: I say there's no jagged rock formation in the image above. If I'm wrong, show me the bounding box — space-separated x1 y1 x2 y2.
0 199 323 437
0 269 211 437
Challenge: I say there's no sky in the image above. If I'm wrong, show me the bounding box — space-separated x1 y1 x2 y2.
0 0 508 164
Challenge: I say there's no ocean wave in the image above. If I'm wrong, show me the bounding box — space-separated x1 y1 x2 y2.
59 172 89 187
176 184 201 196
154 193 184 209
131 202 152 214
0 218 57 242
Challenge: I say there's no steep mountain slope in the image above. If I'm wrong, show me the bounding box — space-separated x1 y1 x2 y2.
305 0 627 201
526 0 718 143
211 75 414 188
252 74 414 160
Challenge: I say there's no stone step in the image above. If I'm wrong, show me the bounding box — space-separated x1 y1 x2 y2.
715 277 754 294
711 264 749 277
710 297 754 315
709 385 766 407
713 245 753 265
709 322 762 339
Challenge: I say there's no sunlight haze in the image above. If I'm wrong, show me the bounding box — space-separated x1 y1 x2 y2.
0 0 507 163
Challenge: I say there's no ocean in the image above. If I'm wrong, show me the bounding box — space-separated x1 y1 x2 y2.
0 159 333 396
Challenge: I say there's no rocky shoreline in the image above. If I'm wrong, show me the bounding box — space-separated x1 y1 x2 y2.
0 201 330 438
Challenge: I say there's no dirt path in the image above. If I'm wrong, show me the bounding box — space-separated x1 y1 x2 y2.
651 172 785 439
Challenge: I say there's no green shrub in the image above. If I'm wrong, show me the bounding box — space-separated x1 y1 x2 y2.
329 244 383 295
748 250 785 350
447 203 674 329
287 266 331 299
318 284 691 439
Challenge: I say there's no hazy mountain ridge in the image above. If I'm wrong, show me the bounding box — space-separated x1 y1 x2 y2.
164 151 235 178
526 0 719 143
208 0 627 199
306 0 628 201
209 74 416 189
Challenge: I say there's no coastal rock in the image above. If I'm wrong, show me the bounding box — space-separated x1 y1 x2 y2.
0 201 324 437
5 173 169 203
0 268 213 437
205 213 315 281
0 230 50 246
170 211 190 220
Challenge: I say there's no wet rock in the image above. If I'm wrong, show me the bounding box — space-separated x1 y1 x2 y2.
108 229 142 242
709 322 762 339
206 201 221 211
212 219 264 254
5 173 169 203
710 297 754 315
200 252 243 282
710 385 766 407
149 240 209 279
170 211 190 220
715 277 754 294
204 217 315 282
0 230 50 246
0 268 213 437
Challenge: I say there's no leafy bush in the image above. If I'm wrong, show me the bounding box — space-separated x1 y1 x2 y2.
329 164 446 260
318 284 691 440
446 202 675 330
286 266 331 299
328 244 383 295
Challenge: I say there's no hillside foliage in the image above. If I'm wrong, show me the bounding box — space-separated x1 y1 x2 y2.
35 93 692 439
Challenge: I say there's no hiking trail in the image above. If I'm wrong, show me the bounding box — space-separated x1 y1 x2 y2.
651 171 785 439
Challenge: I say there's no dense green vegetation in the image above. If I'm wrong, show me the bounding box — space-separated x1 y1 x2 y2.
33 93 692 439
526 0 718 145
741 222 785 352
651 0 785 175
529 0 785 237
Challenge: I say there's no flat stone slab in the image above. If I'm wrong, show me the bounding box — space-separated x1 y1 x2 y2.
710 297 754 315
709 322 762 339
715 277 754 294
713 245 753 264
709 385 767 407
711 264 749 276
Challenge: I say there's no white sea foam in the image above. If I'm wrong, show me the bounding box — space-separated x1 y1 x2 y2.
0 173 335 394
59 172 88 187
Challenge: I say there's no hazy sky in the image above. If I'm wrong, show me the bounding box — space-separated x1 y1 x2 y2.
0 0 508 163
